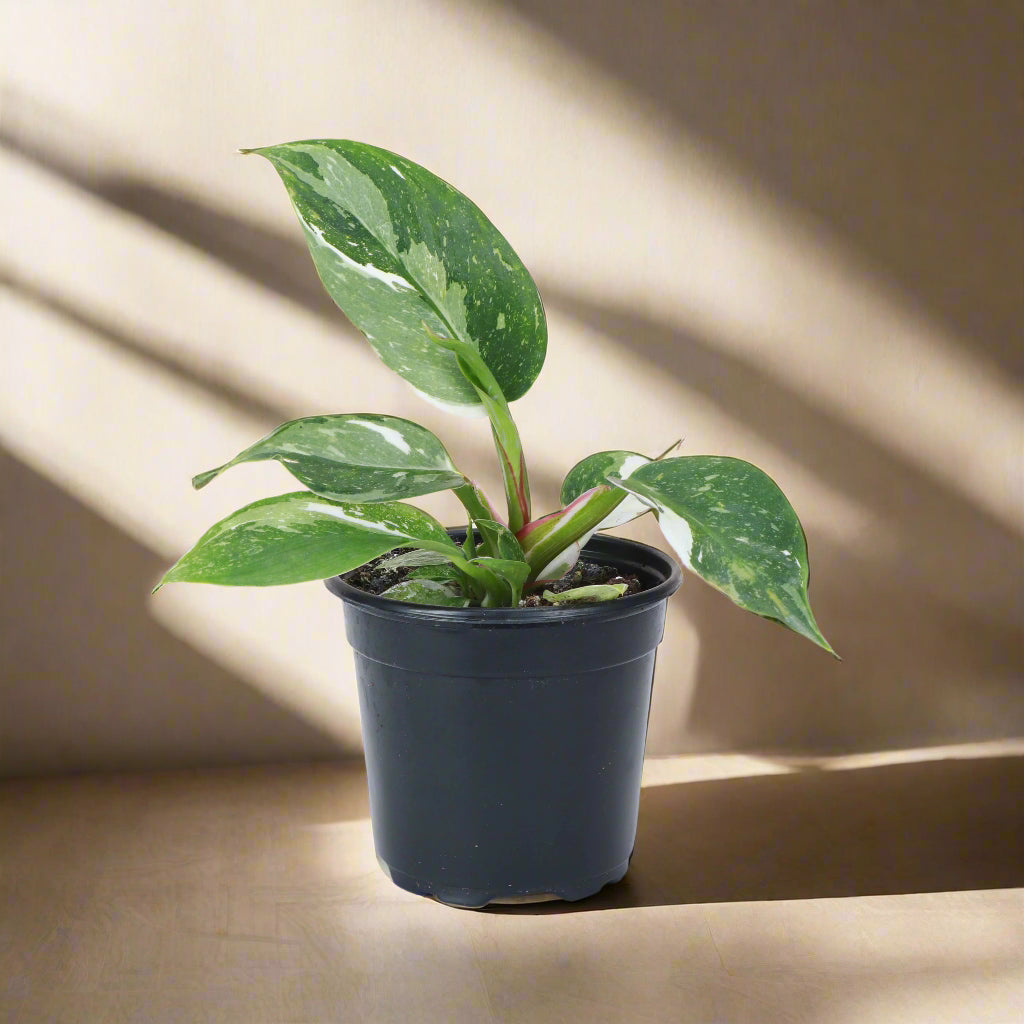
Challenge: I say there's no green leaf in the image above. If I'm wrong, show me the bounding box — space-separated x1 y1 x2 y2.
471 556 531 605
193 414 465 502
609 457 836 655
542 583 628 604
246 140 547 412
379 579 471 607
561 450 653 530
155 493 460 589
474 519 525 561
379 548 451 569
407 564 463 584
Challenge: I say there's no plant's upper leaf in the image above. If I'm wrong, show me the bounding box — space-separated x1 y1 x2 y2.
609 457 835 654
474 519 525 561
560 450 652 530
379 579 471 607
248 140 547 412
193 414 465 502
542 583 628 604
155 493 460 588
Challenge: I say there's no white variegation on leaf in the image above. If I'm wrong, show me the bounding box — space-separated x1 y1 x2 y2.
609 457 835 655
406 564 463 584
379 549 451 569
522 448 671 582
561 450 654 530
534 542 584 585
379 579 471 607
155 493 460 589
192 414 466 502
246 140 546 414
518 484 634 581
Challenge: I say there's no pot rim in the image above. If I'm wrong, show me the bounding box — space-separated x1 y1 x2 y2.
324 531 682 625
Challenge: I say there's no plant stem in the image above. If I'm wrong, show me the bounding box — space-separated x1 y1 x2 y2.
453 481 501 525
423 324 532 532
518 485 630 582
448 553 508 606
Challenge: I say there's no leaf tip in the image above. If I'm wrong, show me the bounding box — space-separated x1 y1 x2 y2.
821 636 842 661
800 620 840 659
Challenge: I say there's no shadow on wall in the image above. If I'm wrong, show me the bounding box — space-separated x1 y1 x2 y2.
551 289 1024 752
498 0 1024 381
3 84 1022 755
489 753 1024 914
0 446 354 776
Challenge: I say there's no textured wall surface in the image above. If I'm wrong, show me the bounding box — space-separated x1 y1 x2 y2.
1 0 1021 774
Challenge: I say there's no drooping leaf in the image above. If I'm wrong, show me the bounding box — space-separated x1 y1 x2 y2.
245 140 547 413
193 414 465 502
155 493 460 589
379 579 471 607
542 583 628 604
561 450 653 530
608 457 835 654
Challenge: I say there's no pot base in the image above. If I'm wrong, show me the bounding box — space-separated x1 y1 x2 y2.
377 854 630 910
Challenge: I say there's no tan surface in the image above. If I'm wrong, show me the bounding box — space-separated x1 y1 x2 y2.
2 753 1022 1023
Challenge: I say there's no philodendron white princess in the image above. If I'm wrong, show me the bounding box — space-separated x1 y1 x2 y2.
155 140 835 655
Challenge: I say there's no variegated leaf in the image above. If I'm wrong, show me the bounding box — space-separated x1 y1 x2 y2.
561 450 653 530
379 579 471 607
407 563 463 584
379 548 451 569
246 140 547 413
193 414 465 502
542 583 628 604
609 458 835 654
518 486 632 582
155 493 460 588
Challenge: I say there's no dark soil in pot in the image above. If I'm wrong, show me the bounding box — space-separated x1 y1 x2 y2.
325 532 682 908
346 547 644 605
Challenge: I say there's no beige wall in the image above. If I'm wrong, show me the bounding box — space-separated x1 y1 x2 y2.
1 1 1021 775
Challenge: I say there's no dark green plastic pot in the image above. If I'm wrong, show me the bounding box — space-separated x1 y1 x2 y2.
324 532 681 908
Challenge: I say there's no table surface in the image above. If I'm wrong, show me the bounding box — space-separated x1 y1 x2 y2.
2 749 1022 1023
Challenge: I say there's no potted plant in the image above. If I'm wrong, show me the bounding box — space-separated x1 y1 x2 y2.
155 140 835 907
